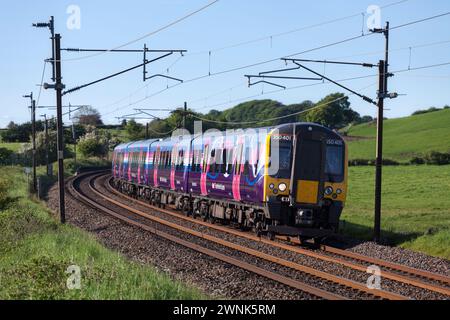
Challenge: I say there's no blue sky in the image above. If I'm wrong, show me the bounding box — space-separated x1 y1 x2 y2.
1 0 450 127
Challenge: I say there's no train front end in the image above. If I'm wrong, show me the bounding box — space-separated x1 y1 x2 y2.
263 123 348 240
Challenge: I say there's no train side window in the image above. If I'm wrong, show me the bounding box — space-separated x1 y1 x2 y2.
220 149 227 174
179 150 184 170
165 151 169 168
235 144 243 175
226 148 233 174
164 151 170 168
244 147 250 176
209 149 216 174
191 150 196 172
202 146 209 173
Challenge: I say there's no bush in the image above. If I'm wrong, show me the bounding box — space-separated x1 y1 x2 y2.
77 131 109 158
410 157 425 165
424 151 450 165
349 159 399 166
348 159 372 166
412 107 442 116
0 147 13 165
382 159 400 166
19 131 73 166
0 178 8 206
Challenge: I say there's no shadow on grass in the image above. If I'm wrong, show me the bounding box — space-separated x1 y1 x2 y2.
37 174 58 201
327 220 423 249
0 196 20 210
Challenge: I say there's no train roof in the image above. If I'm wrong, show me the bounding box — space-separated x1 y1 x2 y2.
127 139 159 149
114 142 133 152
118 122 341 150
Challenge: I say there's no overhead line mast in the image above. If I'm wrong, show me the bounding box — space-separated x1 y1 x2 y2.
244 21 397 243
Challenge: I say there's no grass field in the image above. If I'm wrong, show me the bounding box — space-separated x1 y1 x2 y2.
0 167 204 300
0 142 24 152
342 165 450 259
346 108 450 161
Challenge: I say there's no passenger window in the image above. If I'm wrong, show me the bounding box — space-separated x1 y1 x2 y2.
244 161 250 176
220 150 227 174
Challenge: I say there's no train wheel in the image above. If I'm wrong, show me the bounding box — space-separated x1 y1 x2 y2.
313 237 324 246
182 201 191 217
267 231 275 241
298 236 309 245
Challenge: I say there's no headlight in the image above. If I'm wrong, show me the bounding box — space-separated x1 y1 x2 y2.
324 186 333 196
336 189 342 195
278 183 287 192
269 183 275 190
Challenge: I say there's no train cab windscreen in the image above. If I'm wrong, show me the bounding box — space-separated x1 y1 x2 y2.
325 145 344 182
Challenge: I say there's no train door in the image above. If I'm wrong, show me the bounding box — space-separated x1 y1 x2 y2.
200 144 209 196
242 133 259 203
294 138 323 205
153 147 161 187
137 148 144 184
170 144 178 190
232 137 244 201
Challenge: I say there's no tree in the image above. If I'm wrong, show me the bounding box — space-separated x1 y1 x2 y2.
73 106 103 126
0 147 13 165
20 130 73 165
77 131 109 158
305 93 359 129
0 120 48 143
360 115 374 123
125 119 145 140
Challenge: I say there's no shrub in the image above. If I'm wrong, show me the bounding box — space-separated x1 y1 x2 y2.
77 131 109 158
348 159 372 166
0 147 13 165
410 157 425 165
424 151 450 165
349 159 399 166
0 178 8 206
412 107 441 116
382 159 400 166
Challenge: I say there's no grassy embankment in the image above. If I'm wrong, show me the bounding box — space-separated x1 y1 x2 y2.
345 108 450 162
0 166 204 300
342 109 450 258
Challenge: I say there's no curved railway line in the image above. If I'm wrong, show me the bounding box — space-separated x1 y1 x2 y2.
67 170 450 300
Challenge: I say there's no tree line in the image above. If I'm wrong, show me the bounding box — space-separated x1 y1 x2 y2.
125 92 376 140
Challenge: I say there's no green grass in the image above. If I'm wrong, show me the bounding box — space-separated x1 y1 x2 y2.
0 167 204 300
0 142 24 152
342 165 450 259
346 108 450 161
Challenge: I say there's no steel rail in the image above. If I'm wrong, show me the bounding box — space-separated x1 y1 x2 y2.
105 175 450 297
90 174 407 300
67 172 345 300
320 245 450 285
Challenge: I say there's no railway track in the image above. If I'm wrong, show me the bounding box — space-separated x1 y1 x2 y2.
101 174 450 298
67 171 345 300
68 171 450 300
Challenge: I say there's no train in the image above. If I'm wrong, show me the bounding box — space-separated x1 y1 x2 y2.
111 122 348 243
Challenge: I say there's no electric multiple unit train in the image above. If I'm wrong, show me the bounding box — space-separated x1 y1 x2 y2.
112 122 348 242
